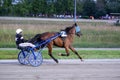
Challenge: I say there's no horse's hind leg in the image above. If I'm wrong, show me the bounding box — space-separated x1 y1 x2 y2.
47 44 59 63
69 46 83 61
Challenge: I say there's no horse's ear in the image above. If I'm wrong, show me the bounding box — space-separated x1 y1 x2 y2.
74 23 77 27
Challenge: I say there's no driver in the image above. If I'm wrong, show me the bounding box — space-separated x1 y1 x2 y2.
15 28 36 49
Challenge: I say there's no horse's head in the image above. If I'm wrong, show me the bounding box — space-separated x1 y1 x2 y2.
64 23 82 38
73 23 82 37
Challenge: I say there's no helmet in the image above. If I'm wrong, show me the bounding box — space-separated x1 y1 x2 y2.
16 28 23 34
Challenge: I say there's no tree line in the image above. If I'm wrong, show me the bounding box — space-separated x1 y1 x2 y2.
0 0 120 19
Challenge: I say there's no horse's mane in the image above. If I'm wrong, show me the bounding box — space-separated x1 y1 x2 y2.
64 26 74 34
64 23 77 33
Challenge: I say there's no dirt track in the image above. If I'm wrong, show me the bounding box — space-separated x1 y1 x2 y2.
0 59 120 80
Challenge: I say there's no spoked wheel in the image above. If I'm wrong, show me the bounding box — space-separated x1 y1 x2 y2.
18 51 30 65
28 51 43 67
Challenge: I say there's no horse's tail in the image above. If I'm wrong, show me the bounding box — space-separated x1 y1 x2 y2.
28 34 41 43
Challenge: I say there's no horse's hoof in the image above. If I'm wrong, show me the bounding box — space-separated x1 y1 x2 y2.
55 59 59 63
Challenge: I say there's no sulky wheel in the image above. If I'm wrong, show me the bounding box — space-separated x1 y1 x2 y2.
18 51 30 65
28 51 43 67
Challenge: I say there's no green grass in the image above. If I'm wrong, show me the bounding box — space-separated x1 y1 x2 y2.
0 19 120 48
0 50 120 59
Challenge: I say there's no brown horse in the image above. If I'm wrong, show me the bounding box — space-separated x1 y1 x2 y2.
30 23 83 63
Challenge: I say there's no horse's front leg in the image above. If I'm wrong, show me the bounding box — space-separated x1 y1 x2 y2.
69 46 83 61
59 47 70 56
47 43 59 63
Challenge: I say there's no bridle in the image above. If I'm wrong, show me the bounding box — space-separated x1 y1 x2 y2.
67 26 81 35
75 26 80 34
